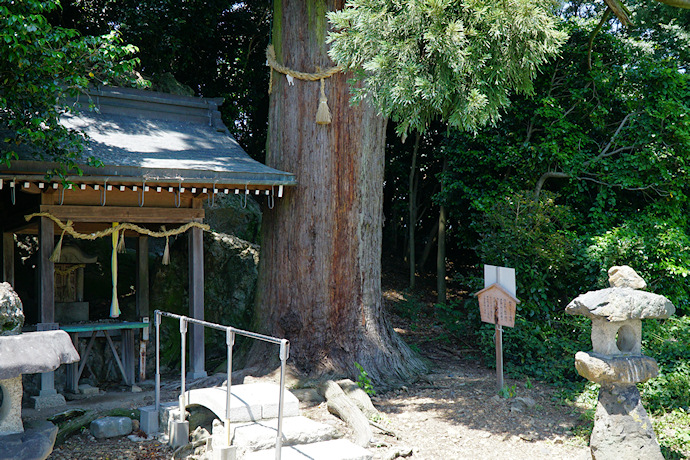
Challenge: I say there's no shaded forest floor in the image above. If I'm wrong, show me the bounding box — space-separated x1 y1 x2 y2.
44 264 604 459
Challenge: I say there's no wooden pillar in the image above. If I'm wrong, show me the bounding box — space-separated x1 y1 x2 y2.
136 236 150 318
38 216 55 324
2 232 14 287
188 226 206 379
136 236 150 383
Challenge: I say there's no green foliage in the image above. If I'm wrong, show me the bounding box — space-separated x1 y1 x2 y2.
584 216 690 314
0 0 143 177
498 384 517 398
655 408 690 459
354 362 376 396
58 0 273 160
477 315 591 384
327 0 567 137
641 317 690 412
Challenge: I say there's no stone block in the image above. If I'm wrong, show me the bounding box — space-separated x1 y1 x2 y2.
140 406 159 435
78 384 99 395
55 301 89 323
169 420 189 448
243 439 372 460
90 416 133 439
31 392 67 410
0 377 23 435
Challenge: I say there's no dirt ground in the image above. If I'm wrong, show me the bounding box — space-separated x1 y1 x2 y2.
35 276 596 459
37 337 593 460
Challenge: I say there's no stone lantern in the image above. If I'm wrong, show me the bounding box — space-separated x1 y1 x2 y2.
565 266 674 460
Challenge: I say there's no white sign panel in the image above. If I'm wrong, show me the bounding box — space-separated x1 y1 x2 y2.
484 265 516 297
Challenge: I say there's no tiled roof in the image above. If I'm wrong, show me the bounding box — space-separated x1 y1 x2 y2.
1 86 295 188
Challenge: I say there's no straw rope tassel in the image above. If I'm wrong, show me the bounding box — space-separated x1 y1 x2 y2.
316 78 332 125
117 229 126 253
50 221 71 263
110 222 121 318
162 226 170 265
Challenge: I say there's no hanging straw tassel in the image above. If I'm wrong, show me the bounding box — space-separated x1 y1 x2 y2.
50 224 69 263
117 228 126 253
110 222 120 318
162 226 170 265
316 78 332 125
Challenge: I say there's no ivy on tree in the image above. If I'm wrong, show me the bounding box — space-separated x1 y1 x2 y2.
0 0 142 178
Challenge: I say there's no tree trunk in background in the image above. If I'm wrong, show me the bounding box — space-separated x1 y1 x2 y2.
251 0 426 386
437 158 448 304
437 204 447 304
408 132 420 289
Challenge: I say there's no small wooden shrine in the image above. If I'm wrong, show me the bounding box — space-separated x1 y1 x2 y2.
0 86 295 405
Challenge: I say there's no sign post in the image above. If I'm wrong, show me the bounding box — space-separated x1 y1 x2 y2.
475 265 519 392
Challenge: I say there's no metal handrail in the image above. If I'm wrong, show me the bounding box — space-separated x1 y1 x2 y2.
154 310 290 460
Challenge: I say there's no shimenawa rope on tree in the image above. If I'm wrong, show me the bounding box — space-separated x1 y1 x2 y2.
266 44 341 125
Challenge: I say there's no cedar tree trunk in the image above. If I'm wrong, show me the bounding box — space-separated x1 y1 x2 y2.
251 0 426 386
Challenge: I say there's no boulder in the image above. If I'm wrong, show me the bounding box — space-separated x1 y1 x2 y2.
565 288 675 321
0 283 23 336
608 266 647 290
90 416 133 439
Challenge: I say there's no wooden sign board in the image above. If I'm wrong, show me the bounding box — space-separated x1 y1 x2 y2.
476 283 518 328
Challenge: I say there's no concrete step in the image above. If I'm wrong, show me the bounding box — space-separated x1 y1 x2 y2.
186 383 300 422
211 416 341 453
242 439 372 460
140 383 300 435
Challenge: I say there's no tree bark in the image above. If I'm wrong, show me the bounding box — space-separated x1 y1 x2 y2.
437 158 448 305
437 204 447 305
408 132 420 289
251 0 426 387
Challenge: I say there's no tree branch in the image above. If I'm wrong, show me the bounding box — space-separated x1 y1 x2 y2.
584 112 636 167
534 171 570 199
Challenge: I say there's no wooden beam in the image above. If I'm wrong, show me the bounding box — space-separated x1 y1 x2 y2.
39 205 204 223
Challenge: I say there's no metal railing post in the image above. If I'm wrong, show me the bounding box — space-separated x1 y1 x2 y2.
276 339 290 460
225 328 235 447
155 310 161 414
179 318 187 422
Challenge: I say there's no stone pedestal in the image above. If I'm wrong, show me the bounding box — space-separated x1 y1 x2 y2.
591 384 663 460
0 377 23 435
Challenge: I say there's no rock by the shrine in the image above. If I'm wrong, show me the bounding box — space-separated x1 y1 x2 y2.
90 416 133 439
574 352 658 385
565 288 675 322
590 385 663 460
0 282 23 336
0 420 58 460
0 330 80 380
608 265 647 290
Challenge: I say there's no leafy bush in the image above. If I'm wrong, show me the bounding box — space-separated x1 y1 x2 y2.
641 317 690 412
584 216 690 314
